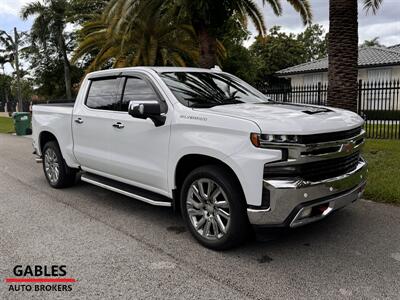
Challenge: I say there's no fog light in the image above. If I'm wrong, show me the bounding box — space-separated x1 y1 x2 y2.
299 207 312 219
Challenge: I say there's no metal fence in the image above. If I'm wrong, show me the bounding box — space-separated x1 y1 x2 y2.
263 80 400 139
1 80 399 139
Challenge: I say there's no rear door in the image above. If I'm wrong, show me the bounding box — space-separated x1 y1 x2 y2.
72 76 124 174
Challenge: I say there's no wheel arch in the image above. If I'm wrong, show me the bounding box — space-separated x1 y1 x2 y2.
39 131 59 153
173 154 246 213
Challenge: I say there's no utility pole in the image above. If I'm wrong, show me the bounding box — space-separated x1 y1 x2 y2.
14 27 22 112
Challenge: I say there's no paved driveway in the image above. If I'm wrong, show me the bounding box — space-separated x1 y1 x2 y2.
0 134 399 299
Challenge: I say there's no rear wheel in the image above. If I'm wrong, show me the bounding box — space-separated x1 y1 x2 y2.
42 141 77 188
180 165 248 250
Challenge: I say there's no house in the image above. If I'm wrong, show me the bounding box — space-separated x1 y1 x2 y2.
388 44 400 52
276 46 400 86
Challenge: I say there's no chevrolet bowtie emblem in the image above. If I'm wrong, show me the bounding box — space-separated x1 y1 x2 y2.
341 142 355 153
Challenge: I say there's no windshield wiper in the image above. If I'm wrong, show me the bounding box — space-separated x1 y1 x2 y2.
189 103 218 108
189 97 243 108
215 99 243 106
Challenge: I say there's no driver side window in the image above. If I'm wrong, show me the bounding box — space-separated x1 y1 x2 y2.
121 77 160 112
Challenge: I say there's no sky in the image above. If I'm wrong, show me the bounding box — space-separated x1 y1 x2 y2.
0 0 399 73
246 0 400 47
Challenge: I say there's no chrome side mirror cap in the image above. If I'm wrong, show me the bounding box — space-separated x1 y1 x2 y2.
128 100 165 126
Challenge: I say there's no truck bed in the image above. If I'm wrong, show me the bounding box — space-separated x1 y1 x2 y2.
32 103 76 167
35 102 75 108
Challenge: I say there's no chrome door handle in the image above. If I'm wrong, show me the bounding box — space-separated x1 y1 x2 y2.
112 122 125 129
75 118 83 124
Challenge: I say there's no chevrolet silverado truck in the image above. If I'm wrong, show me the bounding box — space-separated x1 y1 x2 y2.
32 67 367 250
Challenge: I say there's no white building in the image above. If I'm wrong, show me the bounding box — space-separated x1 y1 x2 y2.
276 45 400 86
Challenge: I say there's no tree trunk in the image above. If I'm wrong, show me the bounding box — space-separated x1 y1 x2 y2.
14 27 23 112
58 31 72 100
327 0 358 112
195 22 218 69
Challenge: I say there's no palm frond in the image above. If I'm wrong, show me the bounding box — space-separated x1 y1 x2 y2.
261 0 282 16
363 0 383 14
74 0 199 68
286 0 312 25
20 1 46 20
241 0 267 36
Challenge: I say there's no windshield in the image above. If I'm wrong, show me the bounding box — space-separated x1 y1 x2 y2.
160 72 269 108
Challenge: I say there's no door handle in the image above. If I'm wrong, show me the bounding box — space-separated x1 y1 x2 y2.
112 122 125 129
75 118 84 124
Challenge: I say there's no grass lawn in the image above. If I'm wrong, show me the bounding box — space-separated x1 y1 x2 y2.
366 123 399 139
363 139 400 205
0 116 14 134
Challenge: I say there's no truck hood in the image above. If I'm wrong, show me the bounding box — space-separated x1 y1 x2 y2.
196 102 363 134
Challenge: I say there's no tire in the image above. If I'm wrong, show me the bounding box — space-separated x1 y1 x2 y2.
42 141 77 188
180 165 249 250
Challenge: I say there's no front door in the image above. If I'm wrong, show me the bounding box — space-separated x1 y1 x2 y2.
102 73 171 194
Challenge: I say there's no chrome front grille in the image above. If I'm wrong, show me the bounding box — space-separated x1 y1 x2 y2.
264 151 360 181
263 128 366 182
297 127 362 144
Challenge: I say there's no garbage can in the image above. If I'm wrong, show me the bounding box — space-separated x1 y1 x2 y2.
12 112 31 136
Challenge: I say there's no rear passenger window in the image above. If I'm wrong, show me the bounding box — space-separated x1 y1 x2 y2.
121 77 159 111
86 78 120 110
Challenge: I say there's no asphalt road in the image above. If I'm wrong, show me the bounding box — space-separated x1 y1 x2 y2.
0 134 399 299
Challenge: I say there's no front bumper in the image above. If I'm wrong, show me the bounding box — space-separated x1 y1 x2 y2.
247 159 367 227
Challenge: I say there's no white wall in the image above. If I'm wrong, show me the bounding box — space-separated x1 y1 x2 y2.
284 65 400 85
282 65 400 110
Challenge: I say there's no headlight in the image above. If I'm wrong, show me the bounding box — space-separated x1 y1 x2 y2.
250 133 299 147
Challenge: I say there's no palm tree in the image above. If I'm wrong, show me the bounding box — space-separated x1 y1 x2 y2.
0 52 11 75
0 28 24 111
104 0 312 68
361 37 381 47
0 54 12 103
327 0 383 112
73 1 199 71
21 0 73 99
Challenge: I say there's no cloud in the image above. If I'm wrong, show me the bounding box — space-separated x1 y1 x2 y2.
359 21 400 45
0 0 33 34
0 0 32 16
249 0 400 47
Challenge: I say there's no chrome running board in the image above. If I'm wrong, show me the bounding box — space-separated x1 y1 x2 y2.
81 173 172 207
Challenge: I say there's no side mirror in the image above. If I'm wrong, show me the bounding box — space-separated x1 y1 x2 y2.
128 100 166 127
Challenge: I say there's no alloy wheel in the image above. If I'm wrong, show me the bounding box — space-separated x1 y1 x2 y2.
186 178 231 240
44 148 60 184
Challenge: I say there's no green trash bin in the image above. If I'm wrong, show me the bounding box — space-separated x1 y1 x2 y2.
12 112 31 136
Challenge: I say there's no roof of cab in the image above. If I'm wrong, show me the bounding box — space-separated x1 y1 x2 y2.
150 66 219 73
86 66 220 79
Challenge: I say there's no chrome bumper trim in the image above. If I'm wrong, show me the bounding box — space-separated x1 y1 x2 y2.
289 181 366 227
247 159 367 226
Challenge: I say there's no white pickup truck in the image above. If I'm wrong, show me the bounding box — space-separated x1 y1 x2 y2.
32 67 367 249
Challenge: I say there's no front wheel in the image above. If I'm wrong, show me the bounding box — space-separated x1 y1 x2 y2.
180 165 249 250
